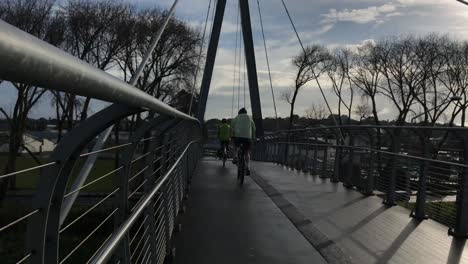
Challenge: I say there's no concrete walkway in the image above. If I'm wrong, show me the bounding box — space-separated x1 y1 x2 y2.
173 158 327 264
251 161 468 264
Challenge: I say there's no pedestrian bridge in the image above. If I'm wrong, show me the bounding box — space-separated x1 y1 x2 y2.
1 0 468 263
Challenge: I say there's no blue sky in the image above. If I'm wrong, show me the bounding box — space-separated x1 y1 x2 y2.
2 0 468 120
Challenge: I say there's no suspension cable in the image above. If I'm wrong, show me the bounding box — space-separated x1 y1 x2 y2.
256 0 278 123
188 0 213 115
231 1 240 118
280 0 344 140
238 21 242 110
209 0 218 37
244 49 247 108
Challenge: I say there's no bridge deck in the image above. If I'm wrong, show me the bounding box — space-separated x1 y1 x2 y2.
173 158 327 264
174 159 468 264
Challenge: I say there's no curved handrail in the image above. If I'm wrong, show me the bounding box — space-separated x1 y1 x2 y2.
0 20 196 122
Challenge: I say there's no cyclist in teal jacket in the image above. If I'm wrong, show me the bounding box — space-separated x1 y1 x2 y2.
231 108 256 175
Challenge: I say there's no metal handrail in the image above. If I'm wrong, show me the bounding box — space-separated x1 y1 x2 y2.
274 141 468 168
0 19 196 122
90 140 199 263
255 125 468 237
265 125 468 134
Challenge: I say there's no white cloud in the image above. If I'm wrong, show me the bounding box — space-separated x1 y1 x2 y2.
322 4 398 25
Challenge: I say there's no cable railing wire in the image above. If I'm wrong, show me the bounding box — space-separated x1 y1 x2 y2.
59 208 118 264
15 253 32 264
60 188 120 234
0 161 57 179
79 143 133 158
0 209 40 233
257 126 467 231
129 216 148 247
63 166 124 198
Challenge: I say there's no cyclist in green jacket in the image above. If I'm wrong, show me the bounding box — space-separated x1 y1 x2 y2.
231 108 256 175
218 119 231 159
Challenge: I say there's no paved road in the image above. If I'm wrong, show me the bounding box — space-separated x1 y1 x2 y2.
173 158 327 264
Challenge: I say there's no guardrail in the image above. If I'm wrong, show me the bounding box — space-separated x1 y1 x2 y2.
0 12 203 264
0 108 202 264
253 126 468 238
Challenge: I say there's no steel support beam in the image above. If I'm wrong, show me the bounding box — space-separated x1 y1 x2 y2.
197 0 227 121
240 0 264 137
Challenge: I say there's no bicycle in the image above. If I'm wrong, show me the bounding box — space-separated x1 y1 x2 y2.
237 143 246 186
222 143 228 168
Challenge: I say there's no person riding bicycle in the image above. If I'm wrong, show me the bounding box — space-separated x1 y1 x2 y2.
231 108 256 175
217 118 231 159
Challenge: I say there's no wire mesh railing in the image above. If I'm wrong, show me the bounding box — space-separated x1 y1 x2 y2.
253 126 468 238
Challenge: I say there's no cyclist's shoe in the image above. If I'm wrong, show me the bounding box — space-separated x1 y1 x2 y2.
246 169 251 176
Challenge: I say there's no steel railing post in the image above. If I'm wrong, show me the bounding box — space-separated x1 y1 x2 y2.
312 133 319 175
343 132 355 187
364 130 375 196
283 133 289 166
321 137 329 178
305 133 312 173
275 135 280 164
412 131 429 220
384 131 399 206
331 129 341 183
450 133 468 237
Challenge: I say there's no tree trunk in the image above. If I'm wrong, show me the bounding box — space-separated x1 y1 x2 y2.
67 95 75 130
80 97 92 121
462 107 466 127
371 96 380 126
288 89 299 129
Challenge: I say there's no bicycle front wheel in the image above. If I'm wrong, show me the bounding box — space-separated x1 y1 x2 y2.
238 157 245 186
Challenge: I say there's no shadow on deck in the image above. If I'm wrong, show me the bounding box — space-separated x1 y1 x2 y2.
174 158 468 264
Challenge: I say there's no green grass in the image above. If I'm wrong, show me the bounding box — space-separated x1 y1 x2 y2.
0 155 125 192
0 204 114 264
403 201 457 226
0 152 149 263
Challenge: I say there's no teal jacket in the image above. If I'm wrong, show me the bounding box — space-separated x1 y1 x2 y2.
231 114 256 139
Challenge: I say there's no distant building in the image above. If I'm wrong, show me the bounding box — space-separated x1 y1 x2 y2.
0 133 56 153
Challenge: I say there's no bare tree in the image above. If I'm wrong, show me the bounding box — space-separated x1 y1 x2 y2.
354 103 372 123
326 48 354 125
377 37 421 126
49 0 135 132
349 40 382 125
0 0 65 201
440 40 468 127
282 45 330 129
411 34 451 125
305 103 327 121
117 9 201 101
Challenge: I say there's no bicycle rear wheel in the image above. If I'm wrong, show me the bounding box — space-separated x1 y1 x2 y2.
238 154 245 186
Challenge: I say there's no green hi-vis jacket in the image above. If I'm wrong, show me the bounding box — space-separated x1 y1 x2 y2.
218 123 232 141
231 114 256 139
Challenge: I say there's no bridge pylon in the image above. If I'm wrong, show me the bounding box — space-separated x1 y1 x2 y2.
197 0 265 137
